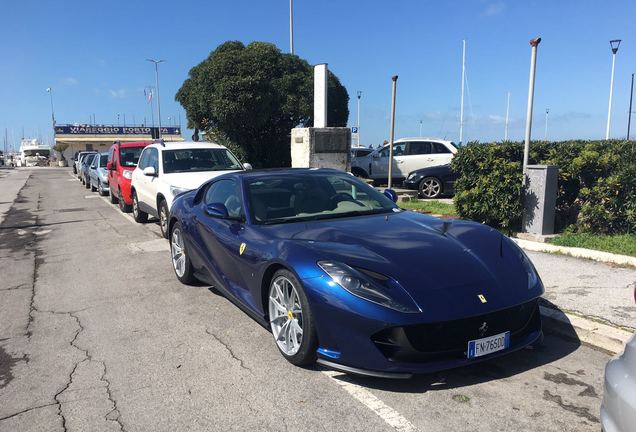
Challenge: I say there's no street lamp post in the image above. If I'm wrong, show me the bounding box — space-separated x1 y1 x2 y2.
46 87 55 127
523 37 541 176
544 108 550 140
356 91 362 146
419 120 423 137
606 39 621 140
147 59 165 139
289 0 294 55
504 91 510 141
628 73 634 140
388 75 398 189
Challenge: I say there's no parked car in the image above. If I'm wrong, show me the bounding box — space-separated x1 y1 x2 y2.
107 141 152 213
131 141 246 238
75 151 96 178
351 146 373 158
88 152 110 196
601 285 636 432
351 138 457 184
167 168 544 377
80 153 97 187
403 164 457 199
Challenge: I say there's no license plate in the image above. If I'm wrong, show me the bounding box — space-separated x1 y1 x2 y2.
467 331 510 359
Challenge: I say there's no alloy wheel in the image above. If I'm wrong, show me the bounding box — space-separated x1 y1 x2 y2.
269 276 304 356
160 205 168 235
420 177 442 198
171 228 186 277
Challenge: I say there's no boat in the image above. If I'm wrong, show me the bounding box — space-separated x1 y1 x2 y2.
19 139 51 167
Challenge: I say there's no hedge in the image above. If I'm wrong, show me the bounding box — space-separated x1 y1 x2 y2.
451 140 636 235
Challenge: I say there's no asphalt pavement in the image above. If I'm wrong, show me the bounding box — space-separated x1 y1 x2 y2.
0 168 619 432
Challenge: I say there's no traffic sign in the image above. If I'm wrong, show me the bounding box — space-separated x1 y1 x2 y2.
351 126 358 133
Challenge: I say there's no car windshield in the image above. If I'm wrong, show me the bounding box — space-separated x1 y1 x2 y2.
163 148 242 174
120 147 144 167
84 154 95 164
246 172 399 225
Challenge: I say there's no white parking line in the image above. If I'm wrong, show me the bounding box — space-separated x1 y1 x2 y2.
322 371 419 432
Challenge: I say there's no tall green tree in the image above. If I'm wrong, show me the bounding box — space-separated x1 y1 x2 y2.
176 41 349 167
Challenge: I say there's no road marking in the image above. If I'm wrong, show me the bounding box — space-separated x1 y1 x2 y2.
322 371 419 432
127 239 169 253
84 195 100 199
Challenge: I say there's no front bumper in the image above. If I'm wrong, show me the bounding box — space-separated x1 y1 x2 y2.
601 353 636 432
119 177 134 204
305 275 542 375
402 177 420 190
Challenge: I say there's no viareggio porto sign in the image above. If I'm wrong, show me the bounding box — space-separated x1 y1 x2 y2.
54 125 181 136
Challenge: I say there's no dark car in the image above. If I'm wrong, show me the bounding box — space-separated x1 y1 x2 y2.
403 164 457 199
80 153 97 188
167 168 543 378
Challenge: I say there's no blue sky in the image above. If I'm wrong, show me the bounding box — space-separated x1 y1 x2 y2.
1 0 635 151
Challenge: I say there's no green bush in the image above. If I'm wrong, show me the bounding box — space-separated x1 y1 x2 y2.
451 140 636 235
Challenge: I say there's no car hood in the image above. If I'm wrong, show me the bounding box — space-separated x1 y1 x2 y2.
163 170 240 190
281 211 539 319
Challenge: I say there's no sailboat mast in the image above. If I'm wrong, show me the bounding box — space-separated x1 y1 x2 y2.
459 40 466 144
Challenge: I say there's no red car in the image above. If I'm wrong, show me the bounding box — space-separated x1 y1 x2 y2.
107 141 151 212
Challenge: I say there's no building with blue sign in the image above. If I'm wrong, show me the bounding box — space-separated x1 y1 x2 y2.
53 124 183 159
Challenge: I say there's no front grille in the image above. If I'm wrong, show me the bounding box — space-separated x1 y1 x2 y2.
372 299 540 362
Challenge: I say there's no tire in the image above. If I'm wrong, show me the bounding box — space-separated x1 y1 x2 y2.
170 222 195 284
132 191 148 223
110 187 119 204
268 269 317 366
97 181 105 196
84 177 90 189
159 200 170 239
418 176 443 199
90 179 97 192
118 189 132 213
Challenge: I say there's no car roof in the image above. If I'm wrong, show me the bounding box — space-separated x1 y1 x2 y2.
147 141 228 151
117 141 152 148
234 167 345 179
394 137 453 144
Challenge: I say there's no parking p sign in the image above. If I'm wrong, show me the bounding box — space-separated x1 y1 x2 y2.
351 126 358 133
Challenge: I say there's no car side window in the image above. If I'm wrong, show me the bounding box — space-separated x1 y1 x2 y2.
408 141 432 155
379 143 406 157
147 148 159 172
204 179 243 219
138 149 149 169
432 142 452 154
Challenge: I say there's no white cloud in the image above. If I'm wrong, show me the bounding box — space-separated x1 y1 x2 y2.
64 77 78 86
488 114 506 124
109 89 127 99
483 1 506 16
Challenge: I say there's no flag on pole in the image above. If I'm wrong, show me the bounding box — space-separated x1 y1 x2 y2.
144 88 153 104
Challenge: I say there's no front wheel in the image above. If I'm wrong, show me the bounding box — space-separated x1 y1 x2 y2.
132 191 148 223
268 270 317 366
170 222 195 284
418 176 442 199
159 200 170 239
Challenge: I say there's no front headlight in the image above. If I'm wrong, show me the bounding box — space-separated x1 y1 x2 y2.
520 250 539 288
406 172 418 181
122 170 133 180
318 261 420 313
170 186 190 197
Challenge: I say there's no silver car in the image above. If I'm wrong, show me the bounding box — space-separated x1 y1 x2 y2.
88 152 110 196
601 286 636 432
75 151 96 179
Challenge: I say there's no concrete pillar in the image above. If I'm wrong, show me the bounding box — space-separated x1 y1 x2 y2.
522 165 558 235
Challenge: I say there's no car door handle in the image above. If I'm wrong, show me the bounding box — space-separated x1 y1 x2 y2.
396 160 404 163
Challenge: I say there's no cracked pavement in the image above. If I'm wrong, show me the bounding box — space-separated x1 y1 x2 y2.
0 168 623 432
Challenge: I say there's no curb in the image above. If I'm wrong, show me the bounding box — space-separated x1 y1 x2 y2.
512 238 636 268
539 306 633 355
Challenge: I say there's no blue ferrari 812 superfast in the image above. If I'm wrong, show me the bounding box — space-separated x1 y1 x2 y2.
167 168 544 378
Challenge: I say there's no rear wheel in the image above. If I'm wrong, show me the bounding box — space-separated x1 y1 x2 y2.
170 222 195 284
418 176 442 199
268 270 317 366
110 187 119 204
132 191 148 223
159 200 170 239
118 189 132 213
84 177 90 189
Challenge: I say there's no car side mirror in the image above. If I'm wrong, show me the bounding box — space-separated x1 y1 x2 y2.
383 189 398 203
205 203 229 218
143 166 157 176
106 162 113 170
243 162 253 171
372 153 380 159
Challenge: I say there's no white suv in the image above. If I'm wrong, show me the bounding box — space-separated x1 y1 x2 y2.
351 137 458 184
131 141 247 238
